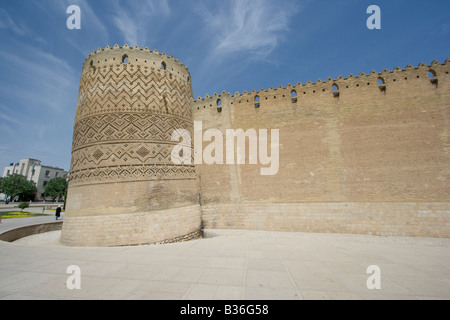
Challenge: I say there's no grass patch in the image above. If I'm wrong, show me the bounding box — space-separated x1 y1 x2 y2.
0 212 49 219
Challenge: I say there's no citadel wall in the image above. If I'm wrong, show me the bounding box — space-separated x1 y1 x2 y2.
63 45 450 246
193 59 450 237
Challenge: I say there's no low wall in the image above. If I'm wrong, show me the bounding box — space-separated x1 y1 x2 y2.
60 205 202 247
0 221 63 242
201 202 450 238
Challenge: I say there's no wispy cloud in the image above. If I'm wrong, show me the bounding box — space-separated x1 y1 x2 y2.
198 0 300 58
0 43 78 168
0 47 77 113
0 8 28 36
111 0 170 46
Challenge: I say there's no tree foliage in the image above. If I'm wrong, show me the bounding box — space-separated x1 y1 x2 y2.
18 202 29 211
44 177 68 201
0 174 37 201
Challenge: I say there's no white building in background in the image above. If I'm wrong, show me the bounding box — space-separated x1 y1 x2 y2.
2 158 68 201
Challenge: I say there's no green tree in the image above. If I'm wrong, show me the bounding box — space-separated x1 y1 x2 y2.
18 202 29 212
44 177 68 202
0 174 37 201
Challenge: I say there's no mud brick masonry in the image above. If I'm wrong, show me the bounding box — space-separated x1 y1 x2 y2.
60 44 450 246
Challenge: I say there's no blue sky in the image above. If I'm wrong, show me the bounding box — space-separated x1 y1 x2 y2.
0 0 449 171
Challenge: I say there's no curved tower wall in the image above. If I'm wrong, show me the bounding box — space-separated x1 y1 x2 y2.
61 45 201 246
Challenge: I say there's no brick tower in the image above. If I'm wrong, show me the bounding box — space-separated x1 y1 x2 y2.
60 45 201 246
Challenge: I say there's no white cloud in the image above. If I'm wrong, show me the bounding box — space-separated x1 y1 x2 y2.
112 6 139 45
0 45 78 113
110 0 171 46
0 43 78 169
0 8 28 36
198 0 300 58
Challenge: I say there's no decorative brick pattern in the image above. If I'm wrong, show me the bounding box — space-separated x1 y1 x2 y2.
62 46 200 247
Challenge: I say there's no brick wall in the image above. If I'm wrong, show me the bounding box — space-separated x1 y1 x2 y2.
61 204 201 246
194 59 450 237
201 202 450 238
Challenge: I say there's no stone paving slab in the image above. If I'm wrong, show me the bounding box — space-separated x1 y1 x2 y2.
0 223 449 300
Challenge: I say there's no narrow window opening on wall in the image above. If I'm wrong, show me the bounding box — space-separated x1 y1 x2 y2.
122 55 129 63
332 84 340 98
161 61 167 70
254 96 260 108
428 69 438 87
377 77 386 92
428 70 436 79
217 99 222 113
291 90 298 103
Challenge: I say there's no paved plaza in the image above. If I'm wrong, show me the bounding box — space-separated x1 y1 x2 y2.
0 215 449 300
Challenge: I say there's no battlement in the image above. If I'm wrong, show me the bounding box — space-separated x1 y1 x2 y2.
82 44 191 79
194 58 450 105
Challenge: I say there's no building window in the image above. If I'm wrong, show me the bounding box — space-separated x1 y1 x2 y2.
43 181 48 187
45 170 50 178
429 69 438 87
332 84 340 98
291 90 298 103
254 96 260 108
6 170 10 176
55 172 59 178
377 77 386 92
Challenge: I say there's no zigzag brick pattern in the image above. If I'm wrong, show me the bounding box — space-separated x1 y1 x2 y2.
70 52 195 186
61 45 201 247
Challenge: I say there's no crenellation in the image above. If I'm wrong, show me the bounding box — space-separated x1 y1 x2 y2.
83 45 190 79
194 59 449 113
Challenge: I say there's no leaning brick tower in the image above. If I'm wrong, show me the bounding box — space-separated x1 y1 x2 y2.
60 44 201 246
